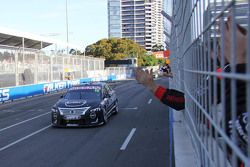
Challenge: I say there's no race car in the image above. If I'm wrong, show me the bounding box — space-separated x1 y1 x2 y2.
51 82 118 127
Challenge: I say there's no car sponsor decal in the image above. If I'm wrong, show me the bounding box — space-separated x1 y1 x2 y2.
70 86 101 91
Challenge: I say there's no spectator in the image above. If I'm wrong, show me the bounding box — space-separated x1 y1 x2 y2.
216 15 247 166
135 12 248 167
160 65 173 78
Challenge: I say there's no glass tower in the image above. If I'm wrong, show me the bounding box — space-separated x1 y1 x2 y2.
108 0 164 51
108 0 121 38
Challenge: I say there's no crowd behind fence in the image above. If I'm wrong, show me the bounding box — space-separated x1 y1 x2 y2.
0 45 133 88
169 0 249 167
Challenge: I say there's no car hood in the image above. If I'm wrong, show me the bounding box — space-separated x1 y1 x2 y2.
55 99 100 108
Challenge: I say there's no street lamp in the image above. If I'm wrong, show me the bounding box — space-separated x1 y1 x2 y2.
66 0 69 54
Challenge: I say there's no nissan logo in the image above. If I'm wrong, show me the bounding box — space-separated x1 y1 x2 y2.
70 110 75 114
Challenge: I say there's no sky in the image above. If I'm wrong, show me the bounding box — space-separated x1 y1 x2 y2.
0 0 108 49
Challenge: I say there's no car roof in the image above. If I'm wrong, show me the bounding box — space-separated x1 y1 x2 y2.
71 82 107 89
81 82 106 86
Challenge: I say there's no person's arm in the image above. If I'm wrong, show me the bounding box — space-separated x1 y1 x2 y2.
135 68 185 111
154 86 185 111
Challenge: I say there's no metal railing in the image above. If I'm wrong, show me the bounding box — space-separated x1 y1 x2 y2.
169 0 249 166
0 45 108 88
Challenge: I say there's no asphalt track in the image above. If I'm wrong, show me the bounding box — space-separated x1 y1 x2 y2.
0 78 171 167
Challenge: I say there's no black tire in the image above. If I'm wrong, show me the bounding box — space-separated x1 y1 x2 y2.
51 113 60 127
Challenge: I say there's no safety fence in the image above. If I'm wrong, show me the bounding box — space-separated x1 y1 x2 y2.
169 0 249 167
0 44 134 88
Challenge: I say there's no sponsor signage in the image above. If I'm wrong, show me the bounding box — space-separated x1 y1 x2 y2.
152 50 170 59
0 89 10 102
0 75 117 103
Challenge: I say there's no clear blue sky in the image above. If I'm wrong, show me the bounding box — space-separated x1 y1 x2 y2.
0 0 108 49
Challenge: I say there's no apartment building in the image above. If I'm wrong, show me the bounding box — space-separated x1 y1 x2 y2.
108 0 164 51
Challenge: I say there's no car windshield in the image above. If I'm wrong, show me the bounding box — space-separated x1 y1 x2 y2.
64 87 101 100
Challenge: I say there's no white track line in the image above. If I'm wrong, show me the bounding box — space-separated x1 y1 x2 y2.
148 99 152 104
120 107 138 110
0 125 51 152
0 112 50 132
120 128 136 150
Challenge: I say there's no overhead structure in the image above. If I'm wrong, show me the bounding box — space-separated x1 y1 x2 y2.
0 26 81 51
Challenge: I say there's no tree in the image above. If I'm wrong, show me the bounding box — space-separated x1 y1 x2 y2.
84 38 165 67
84 38 147 61
140 54 159 66
69 49 82 55
158 58 166 66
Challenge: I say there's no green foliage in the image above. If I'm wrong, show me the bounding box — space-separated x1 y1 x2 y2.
85 38 147 61
157 58 166 66
140 54 159 66
84 38 164 66
69 49 82 55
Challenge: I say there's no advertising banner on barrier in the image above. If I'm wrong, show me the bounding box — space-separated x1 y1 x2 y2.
0 80 81 103
0 84 44 102
0 75 118 103
43 80 80 94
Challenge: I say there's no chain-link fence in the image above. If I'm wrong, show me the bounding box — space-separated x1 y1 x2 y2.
0 45 108 88
169 0 249 166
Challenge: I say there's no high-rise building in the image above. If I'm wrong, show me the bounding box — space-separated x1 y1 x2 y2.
108 0 121 38
154 0 164 47
162 0 172 49
108 0 164 51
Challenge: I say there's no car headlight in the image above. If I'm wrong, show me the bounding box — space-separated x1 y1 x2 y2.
51 108 58 112
89 108 100 119
52 108 63 115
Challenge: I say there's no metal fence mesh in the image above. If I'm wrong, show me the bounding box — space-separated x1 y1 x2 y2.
0 45 107 88
170 0 249 166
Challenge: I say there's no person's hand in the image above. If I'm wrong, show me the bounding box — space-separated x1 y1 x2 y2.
222 15 247 64
135 68 158 92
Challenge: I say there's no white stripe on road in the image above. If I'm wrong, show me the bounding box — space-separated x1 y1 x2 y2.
0 125 51 152
121 107 138 110
120 128 136 151
148 99 152 104
0 112 50 132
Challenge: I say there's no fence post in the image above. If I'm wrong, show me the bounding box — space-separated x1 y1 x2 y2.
88 59 90 71
15 50 19 86
34 52 38 84
81 57 83 79
50 55 53 82
62 57 65 80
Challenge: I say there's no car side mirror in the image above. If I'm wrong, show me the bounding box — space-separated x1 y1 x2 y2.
60 95 64 98
109 90 114 96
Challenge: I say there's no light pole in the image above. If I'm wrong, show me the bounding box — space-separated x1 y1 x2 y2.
66 0 69 54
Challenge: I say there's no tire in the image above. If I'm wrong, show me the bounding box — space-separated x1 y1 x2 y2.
51 113 60 127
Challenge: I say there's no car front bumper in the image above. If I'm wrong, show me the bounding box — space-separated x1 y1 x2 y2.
52 112 103 127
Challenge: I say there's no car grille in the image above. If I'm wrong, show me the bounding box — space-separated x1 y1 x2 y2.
59 107 90 116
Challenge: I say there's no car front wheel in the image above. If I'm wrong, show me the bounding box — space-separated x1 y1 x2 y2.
51 115 59 127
